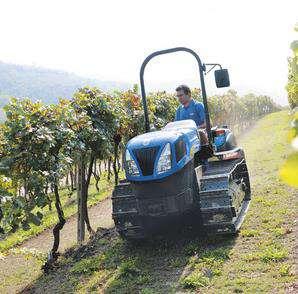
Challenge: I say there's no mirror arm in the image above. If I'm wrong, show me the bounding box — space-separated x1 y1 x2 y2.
204 63 223 75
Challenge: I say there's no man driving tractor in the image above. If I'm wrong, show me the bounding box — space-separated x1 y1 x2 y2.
175 84 208 145
175 84 205 128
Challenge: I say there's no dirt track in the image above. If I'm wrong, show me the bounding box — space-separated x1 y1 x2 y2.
0 197 113 294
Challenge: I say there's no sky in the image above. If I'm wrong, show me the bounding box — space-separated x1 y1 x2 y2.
0 0 297 105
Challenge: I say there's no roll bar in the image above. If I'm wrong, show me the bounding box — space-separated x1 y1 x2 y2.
139 47 212 143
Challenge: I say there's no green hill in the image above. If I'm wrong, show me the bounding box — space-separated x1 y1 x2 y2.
0 61 130 122
0 61 130 118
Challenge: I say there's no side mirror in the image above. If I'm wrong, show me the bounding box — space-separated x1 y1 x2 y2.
214 69 230 88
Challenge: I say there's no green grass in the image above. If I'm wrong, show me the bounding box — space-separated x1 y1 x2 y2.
200 111 297 293
3 111 298 293
0 171 118 253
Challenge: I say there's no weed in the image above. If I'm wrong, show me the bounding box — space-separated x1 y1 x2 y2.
9 247 47 262
271 227 286 237
183 241 199 256
180 272 210 289
278 264 292 277
118 259 140 278
140 288 155 294
169 256 187 268
259 244 288 262
70 256 101 275
240 229 260 237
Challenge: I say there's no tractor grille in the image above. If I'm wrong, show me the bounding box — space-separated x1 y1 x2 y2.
175 139 186 162
133 146 160 176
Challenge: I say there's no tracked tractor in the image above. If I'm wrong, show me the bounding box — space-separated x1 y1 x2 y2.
112 47 251 240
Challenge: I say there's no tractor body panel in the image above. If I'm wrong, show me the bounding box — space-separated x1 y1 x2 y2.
125 120 200 181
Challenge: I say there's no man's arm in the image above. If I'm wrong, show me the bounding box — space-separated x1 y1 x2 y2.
196 102 206 128
174 107 180 121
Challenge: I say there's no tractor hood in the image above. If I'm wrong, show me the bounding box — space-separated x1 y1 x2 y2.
127 129 184 148
125 120 200 181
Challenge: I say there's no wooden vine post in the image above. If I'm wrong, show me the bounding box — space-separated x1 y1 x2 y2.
77 155 85 244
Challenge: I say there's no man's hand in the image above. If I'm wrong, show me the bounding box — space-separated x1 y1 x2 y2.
197 128 208 145
198 122 206 129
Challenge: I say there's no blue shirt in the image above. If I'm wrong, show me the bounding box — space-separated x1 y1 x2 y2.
175 99 205 127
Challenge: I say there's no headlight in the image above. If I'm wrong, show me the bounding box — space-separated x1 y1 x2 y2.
125 149 140 176
157 143 172 174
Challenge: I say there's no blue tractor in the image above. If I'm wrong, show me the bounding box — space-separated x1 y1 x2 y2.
112 47 251 240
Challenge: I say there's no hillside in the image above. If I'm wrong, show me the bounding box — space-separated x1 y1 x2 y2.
0 61 130 106
1 111 296 293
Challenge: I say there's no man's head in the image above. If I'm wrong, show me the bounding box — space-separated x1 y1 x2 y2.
176 85 191 106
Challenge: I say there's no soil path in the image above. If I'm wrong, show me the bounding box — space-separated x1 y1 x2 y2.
0 197 113 294
21 197 113 252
